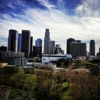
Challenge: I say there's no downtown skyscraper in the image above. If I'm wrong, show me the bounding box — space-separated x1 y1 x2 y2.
90 40 95 55
66 38 75 54
70 42 86 58
49 41 55 54
8 29 18 52
44 29 50 54
21 30 31 58
35 38 42 46
30 36 33 57
18 34 22 52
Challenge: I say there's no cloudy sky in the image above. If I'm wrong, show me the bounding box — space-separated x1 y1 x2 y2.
0 0 100 54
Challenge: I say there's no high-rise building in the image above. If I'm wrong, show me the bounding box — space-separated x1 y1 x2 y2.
44 29 50 54
49 41 55 54
90 40 95 56
21 30 31 58
18 34 22 52
54 44 64 54
66 38 75 54
33 46 42 58
35 38 42 46
70 42 86 58
30 36 33 58
8 29 18 52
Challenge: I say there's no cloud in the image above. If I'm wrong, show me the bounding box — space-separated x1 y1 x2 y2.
37 0 55 9
76 0 100 17
0 37 8 46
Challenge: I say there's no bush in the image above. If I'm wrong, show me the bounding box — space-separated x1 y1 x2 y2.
23 68 34 74
3 67 18 74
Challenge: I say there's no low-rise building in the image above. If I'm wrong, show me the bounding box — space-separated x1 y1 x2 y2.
1 57 27 67
42 54 72 64
0 51 27 67
0 51 24 59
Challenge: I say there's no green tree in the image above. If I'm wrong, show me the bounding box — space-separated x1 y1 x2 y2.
8 68 26 88
34 77 63 100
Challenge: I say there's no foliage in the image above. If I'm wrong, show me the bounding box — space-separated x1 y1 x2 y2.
56 72 67 83
71 72 100 100
23 74 36 90
8 68 26 88
72 60 83 69
23 68 34 74
90 60 100 76
61 90 72 100
90 64 100 76
0 67 3 74
59 82 72 100
8 89 35 100
0 67 18 74
34 77 63 100
72 60 100 76
2 62 100 100
0 74 11 84
8 68 36 90
8 89 19 100
56 58 70 68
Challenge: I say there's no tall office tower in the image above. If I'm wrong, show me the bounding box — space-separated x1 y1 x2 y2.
8 29 18 52
90 40 95 56
49 41 55 54
21 30 31 58
18 34 22 52
66 38 75 54
33 46 42 58
35 38 42 46
70 42 86 58
30 36 33 58
44 29 50 54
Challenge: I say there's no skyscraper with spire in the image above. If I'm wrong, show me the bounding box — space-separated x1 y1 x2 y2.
44 29 50 54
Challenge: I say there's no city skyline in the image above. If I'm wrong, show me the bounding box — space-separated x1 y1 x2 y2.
0 0 100 53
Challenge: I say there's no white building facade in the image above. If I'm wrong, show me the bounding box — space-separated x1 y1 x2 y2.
42 54 72 64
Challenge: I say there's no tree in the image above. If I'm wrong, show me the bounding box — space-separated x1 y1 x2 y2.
57 58 69 68
71 72 100 100
34 77 63 100
8 68 26 88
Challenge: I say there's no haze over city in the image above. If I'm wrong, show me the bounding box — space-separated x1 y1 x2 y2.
0 0 100 53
